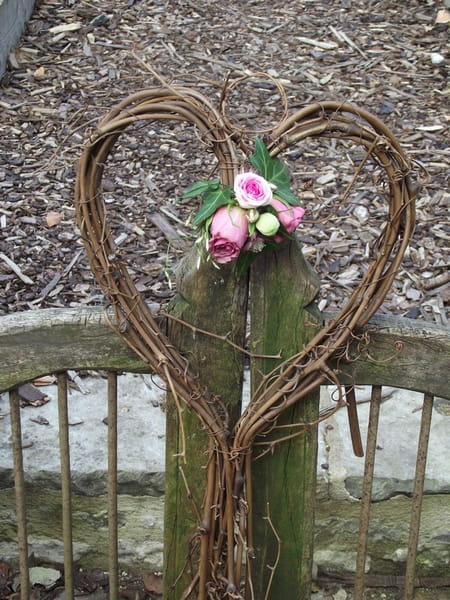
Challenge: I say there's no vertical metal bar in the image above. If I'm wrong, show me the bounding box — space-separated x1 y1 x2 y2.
353 385 382 600
107 372 119 600
345 385 364 457
403 393 434 600
9 389 30 600
57 373 74 600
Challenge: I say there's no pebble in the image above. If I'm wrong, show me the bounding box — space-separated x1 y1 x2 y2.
90 14 111 27
378 100 395 115
102 178 116 192
316 172 336 185
430 52 445 65
353 205 369 224
406 287 421 301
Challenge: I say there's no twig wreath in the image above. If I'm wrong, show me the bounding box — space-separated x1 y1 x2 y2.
74 74 418 599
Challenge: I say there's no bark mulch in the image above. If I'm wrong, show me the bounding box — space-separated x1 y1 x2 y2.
0 1 448 323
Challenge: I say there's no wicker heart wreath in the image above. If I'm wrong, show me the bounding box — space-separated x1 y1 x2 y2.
74 77 418 599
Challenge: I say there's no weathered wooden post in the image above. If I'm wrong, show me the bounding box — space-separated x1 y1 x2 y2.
249 240 321 599
164 239 321 599
164 251 248 598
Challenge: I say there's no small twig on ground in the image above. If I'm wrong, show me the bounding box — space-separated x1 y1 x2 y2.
63 248 83 276
37 249 84 301
67 370 89 394
0 252 34 285
329 25 369 59
422 271 450 290
149 212 189 250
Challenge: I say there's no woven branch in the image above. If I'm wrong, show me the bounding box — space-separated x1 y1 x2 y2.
74 82 418 599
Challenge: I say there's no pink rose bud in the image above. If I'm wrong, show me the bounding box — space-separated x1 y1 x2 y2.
270 198 305 233
234 172 273 209
208 205 249 264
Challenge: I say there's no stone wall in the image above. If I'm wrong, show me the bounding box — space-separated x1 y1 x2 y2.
0 0 36 77
0 374 167 571
315 386 450 577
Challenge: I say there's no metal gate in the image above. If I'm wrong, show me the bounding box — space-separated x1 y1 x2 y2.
1 307 449 599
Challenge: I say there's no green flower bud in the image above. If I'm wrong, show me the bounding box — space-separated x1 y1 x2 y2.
247 208 260 223
255 212 280 236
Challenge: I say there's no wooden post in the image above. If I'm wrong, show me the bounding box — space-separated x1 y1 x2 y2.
248 240 321 599
163 249 248 598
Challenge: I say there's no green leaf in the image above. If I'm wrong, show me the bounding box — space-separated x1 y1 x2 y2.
192 186 233 226
264 239 284 252
235 251 259 278
250 137 272 179
250 137 291 190
182 179 221 199
273 187 303 206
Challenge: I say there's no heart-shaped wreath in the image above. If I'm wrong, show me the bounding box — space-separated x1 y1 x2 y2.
74 75 418 599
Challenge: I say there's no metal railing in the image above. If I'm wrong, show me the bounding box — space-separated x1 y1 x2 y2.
353 387 435 599
1 306 449 599
7 372 120 600
5 377 448 599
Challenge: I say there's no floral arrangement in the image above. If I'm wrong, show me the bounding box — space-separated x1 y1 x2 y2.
182 138 305 271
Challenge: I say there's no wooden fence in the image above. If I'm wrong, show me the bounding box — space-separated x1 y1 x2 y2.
1 305 449 599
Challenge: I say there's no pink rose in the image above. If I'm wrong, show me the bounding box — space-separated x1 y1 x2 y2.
234 172 273 209
208 206 249 263
270 198 305 233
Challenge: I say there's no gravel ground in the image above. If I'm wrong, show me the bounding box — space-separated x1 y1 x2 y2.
0 0 448 321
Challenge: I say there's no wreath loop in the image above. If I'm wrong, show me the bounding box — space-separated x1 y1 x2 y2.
74 79 418 598
219 71 289 135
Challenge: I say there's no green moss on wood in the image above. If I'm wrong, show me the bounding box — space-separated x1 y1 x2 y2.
249 241 321 599
163 250 248 598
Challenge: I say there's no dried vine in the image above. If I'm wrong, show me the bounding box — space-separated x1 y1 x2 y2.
74 80 418 599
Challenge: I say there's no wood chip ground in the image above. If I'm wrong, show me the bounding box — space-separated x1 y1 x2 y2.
0 1 448 323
